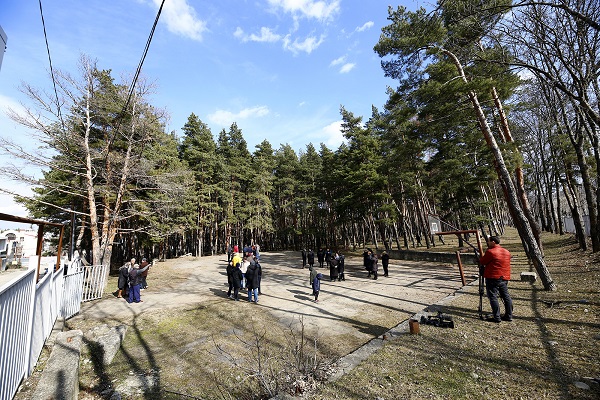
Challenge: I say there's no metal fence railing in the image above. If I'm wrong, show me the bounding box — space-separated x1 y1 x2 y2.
81 264 108 302
61 269 84 319
0 268 35 400
28 266 65 376
0 258 107 400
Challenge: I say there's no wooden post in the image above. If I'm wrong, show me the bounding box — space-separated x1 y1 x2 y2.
409 319 420 334
455 251 466 286
55 225 65 272
35 224 45 283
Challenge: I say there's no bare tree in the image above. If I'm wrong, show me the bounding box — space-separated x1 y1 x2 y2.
1 55 178 277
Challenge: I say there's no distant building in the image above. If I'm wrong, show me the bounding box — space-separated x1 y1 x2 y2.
1 229 38 257
0 25 6 72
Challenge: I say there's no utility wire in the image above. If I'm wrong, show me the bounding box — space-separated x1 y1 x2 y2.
38 0 65 131
121 0 166 117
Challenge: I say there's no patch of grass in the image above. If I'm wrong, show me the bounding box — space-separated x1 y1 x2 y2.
58 228 600 399
307 230 600 400
78 300 337 399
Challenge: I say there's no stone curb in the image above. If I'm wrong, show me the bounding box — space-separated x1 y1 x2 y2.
31 329 83 400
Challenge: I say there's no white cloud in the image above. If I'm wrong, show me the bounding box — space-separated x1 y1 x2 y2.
0 94 26 114
329 56 346 66
329 57 355 73
234 26 282 43
208 106 270 126
322 120 345 148
154 0 207 41
283 34 325 55
339 63 355 73
355 21 374 32
267 0 341 21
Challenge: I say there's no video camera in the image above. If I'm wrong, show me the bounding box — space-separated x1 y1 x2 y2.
420 311 455 328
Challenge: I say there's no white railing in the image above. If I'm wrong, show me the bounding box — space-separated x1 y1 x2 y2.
61 269 84 319
27 266 65 376
81 264 108 302
0 258 108 400
0 268 35 400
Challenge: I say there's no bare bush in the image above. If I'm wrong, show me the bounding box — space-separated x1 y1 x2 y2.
211 316 335 399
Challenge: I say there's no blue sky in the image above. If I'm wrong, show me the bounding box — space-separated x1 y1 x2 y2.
0 0 415 221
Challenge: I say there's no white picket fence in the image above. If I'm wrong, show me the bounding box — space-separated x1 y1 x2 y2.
0 258 108 400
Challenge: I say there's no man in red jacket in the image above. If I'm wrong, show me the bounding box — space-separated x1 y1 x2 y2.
479 236 513 323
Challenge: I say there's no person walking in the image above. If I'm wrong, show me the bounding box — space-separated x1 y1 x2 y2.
309 265 319 287
364 249 372 277
227 244 233 264
479 236 513 323
381 251 390 277
312 272 323 302
301 248 307 268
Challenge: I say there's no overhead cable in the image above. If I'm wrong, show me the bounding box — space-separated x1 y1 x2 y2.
38 0 65 131
121 0 166 117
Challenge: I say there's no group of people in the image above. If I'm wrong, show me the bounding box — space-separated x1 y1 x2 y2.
301 248 343 269
227 250 262 302
303 248 346 282
228 243 260 264
118 235 514 324
117 257 151 304
302 247 390 302
362 249 390 279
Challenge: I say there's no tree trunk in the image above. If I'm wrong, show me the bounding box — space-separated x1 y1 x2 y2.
492 86 544 250
442 48 556 290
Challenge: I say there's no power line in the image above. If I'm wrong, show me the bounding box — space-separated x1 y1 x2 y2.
38 0 65 131
121 0 166 117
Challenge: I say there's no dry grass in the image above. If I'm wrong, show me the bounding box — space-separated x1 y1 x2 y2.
306 230 600 399
17 229 599 399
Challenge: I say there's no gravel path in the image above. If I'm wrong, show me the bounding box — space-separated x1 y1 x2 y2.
77 251 477 344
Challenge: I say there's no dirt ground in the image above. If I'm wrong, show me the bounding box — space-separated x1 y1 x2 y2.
74 251 478 343
11 250 481 399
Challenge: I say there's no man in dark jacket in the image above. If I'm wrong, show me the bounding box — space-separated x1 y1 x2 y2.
246 260 261 303
329 254 339 281
307 249 315 268
337 253 345 281
301 249 307 268
381 251 390 277
117 258 134 298
370 251 379 280
317 248 325 268
231 263 243 301
226 261 236 298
